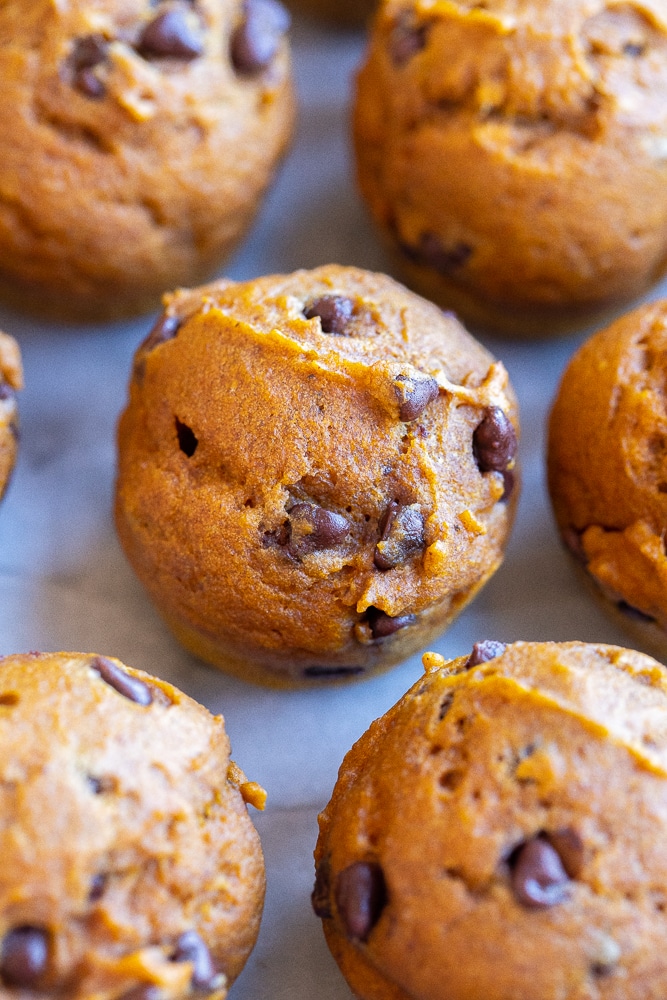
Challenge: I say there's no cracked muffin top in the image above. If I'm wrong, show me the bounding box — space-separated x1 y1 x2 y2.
0 650 266 1000
0 0 294 320
114 265 519 687
353 0 667 335
313 639 667 1000
548 299 667 647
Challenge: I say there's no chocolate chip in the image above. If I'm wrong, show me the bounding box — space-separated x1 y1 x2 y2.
231 0 290 74
0 383 14 401
311 859 332 918
466 640 506 668
623 41 644 56
617 600 655 623
303 665 364 678
336 862 387 941
392 373 439 421
89 873 107 902
389 17 427 65
76 68 106 98
374 502 424 570
175 418 198 458
416 233 472 274
87 775 103 794
473 406 517 473
509 835 570 908
138 9 204 60
287 502 349 557
140 313 182 353
501 467 515 501
303 296 354 335
546 828 584 879
366 606 416 639
90 656 153 706
69 34 109 98
171 931 220 991
1 927 49 987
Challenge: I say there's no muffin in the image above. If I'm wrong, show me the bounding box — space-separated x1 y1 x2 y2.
548 299 667 656
0 332 23 502
353 0 667 336
0 0 294 321
115 264 519 687
313 640 667 1000
0 650 266 999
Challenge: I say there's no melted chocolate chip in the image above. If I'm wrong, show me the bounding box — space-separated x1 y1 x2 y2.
140 313 182 353
393 373 439 421
303 665 364 678
311 859 332 918
466 640 506 668
366 606 416 639
509 835 570 909
175 418 198 457
89 873 107 902
0 927 49 987
374 502 424 570
304 296 354 335
287 503 349 557
473 406 517 473
90 656 153 706
138 9 204 60
231 0 290 74
171 931 218 990
336 862 387 941
389 17 427 65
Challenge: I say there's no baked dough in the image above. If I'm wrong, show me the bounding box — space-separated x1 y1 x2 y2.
0 650 266 999
314 640 667 999
353 0 667 336
0 0 294 321
115 264 519 686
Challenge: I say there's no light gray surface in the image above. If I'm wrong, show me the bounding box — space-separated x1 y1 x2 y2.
0 15 666 999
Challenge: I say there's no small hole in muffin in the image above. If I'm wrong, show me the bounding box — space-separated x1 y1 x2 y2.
438 692 454 720
175 418 198 457
244 498 256 508
0 692 19 706
439 769 464 791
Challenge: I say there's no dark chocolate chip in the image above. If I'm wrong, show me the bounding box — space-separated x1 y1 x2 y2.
287 502 349 557
90 656 153 706
366 606 416 639
374 502 424 570
617 600 655 623
138 9 204 60
303 665 364 678
389 17 427 65
509 835 570 909
0 927 49 987
0 383 14 401
546 828 584 879
75 67 106 98
473 406 517 473
393 373 439 421
501 467 515 501
69 35 109 98
231 0 290 74
171 931 219 991
89 873 107 902
336 861 387 941
466 640 506 668
175 418 198 458
140 313 182 354
418 233 472 274
303 296 354 335
312 859 332 918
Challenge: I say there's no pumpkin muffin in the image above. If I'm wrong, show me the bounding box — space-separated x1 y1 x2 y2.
314 640 667 1000
0 650 266 999
115 264 519 687
0 332 23 502
0 0 294 321
353 0 667 336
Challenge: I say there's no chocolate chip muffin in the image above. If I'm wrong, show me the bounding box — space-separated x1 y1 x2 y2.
0 0 294 321
0 332 23 502
0 650 266 999
548 299 667 657
313 640 667 1000
353 0 667 336
114 264 519 687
